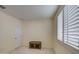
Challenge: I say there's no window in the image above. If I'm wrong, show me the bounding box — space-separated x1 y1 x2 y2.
58 5 79 50
57 10 63 41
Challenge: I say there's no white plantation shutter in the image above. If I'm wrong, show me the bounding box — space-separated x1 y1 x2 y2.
63 6 68 43
64 5 79 49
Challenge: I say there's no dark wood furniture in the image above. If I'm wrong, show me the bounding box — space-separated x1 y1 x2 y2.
29 41 41 49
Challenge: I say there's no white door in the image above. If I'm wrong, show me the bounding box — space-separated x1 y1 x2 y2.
15 26 22 48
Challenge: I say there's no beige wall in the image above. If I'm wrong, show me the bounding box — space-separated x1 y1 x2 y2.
0 10 54 53
0 11 22 53
22 19 54 49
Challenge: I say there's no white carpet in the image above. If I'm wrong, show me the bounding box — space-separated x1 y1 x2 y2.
10 46 55 54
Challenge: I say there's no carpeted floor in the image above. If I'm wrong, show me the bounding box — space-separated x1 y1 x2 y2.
10 46 55 54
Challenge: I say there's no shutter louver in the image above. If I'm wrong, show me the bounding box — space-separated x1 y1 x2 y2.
64 5 79 49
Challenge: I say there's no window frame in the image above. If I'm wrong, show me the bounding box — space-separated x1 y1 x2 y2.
57 5 79 50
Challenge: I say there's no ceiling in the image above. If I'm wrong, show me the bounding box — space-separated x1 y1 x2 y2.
0 5 58 20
